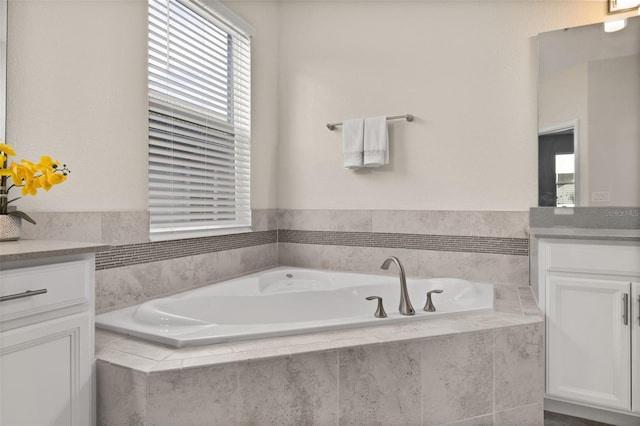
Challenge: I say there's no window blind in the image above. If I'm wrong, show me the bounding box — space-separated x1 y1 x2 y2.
148 0 251 240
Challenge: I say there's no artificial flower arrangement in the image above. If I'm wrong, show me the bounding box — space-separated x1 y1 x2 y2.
0 139 70 226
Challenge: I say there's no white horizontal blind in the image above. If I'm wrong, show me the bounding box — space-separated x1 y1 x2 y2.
148 0 251 240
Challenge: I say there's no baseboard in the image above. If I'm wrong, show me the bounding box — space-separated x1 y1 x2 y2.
544 397 640 426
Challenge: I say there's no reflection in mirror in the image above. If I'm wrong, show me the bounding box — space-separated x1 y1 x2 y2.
538 16 640 207
539 125 576 207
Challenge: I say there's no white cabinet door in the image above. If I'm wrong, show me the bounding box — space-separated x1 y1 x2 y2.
0 313 92 426
546 274 631 410
633 282 640 414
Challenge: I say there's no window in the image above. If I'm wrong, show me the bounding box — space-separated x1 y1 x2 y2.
148 0 253 240
555 153 575 207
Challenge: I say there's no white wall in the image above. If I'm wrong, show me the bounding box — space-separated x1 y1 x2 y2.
271 0 609 211
7 0 280 212
7 0 614 214
7 0 149 212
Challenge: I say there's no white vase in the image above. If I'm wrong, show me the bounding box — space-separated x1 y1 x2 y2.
0 215 23 241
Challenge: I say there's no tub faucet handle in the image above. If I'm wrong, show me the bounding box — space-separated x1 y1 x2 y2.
366 296 388 318
424 289 444 312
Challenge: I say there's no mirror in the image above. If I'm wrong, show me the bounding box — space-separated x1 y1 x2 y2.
1 0 6 142
537 16 640 207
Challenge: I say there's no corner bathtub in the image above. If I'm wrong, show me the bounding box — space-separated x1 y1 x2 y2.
96 267 494 347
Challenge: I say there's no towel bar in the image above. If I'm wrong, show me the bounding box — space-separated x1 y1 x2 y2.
326 114 414 131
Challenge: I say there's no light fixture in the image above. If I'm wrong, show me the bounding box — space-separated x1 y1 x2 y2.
604 18 628 32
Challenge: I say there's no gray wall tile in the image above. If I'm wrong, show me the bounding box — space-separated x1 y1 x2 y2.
494 323 544 411
418 210 471 236
422 331 494 425
338 341 422 425
252 209 278 231
470 211 529 238
95 261 166 312
278 209 372 232
22 211 103 242
96 243 278 313
416 250 529 285
372 210 421 234
328 209 372 232
494 402 543 426
444 414 494 426
146 365 238 425
238 352 338 426
96 321 546 426
278 242 418 278
96 361 146 426
101 211 149 245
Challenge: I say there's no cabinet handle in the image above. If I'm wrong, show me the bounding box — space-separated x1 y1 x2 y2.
0 288 48 302
637 294 640 326
623 293 629 326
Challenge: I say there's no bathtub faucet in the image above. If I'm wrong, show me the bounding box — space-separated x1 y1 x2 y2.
380 256 415 316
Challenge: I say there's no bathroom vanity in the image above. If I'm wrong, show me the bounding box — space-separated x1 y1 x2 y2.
0 240 107 426
531 208 640 425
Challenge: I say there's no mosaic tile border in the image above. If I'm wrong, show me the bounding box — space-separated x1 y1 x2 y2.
278 229 529 256
95 227 528 271
95 230 277 270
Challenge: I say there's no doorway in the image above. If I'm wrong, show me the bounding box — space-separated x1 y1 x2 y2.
538 122 579 207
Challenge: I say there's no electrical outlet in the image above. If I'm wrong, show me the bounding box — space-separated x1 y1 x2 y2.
591 192 610 202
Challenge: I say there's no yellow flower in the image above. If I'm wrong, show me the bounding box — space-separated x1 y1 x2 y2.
20 159 36 173
35 156 57 173
7 161 27 185
38 169 66 191
38 173 52 191
0 143 16 156
47 171 66 186
0 141 69 207
21 176 40 196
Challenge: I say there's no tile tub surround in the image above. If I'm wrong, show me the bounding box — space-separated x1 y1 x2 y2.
95 243 278 312
21 209 278 246
79 209 279 313
23 208 530 311
278 209 531 286
96 284 543 426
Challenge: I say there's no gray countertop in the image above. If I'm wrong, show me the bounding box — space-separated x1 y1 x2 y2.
0 239 110 262
530 227 640 240
529 207 640 241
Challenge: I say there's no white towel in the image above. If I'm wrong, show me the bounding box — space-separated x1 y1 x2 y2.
342 118 364 169
363 116 389 167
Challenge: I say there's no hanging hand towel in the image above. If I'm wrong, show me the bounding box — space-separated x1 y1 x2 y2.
342 118 364 169
363 116 389 167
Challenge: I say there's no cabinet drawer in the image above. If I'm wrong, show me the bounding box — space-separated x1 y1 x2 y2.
0 260 91 323
545 241 640 275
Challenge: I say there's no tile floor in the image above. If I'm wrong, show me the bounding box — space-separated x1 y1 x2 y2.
544 411 614 426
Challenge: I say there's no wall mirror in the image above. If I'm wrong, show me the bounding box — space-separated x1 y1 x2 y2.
537 16 640 207
1 0 6 142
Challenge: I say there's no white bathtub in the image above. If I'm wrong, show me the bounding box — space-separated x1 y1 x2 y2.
96 267 494 347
